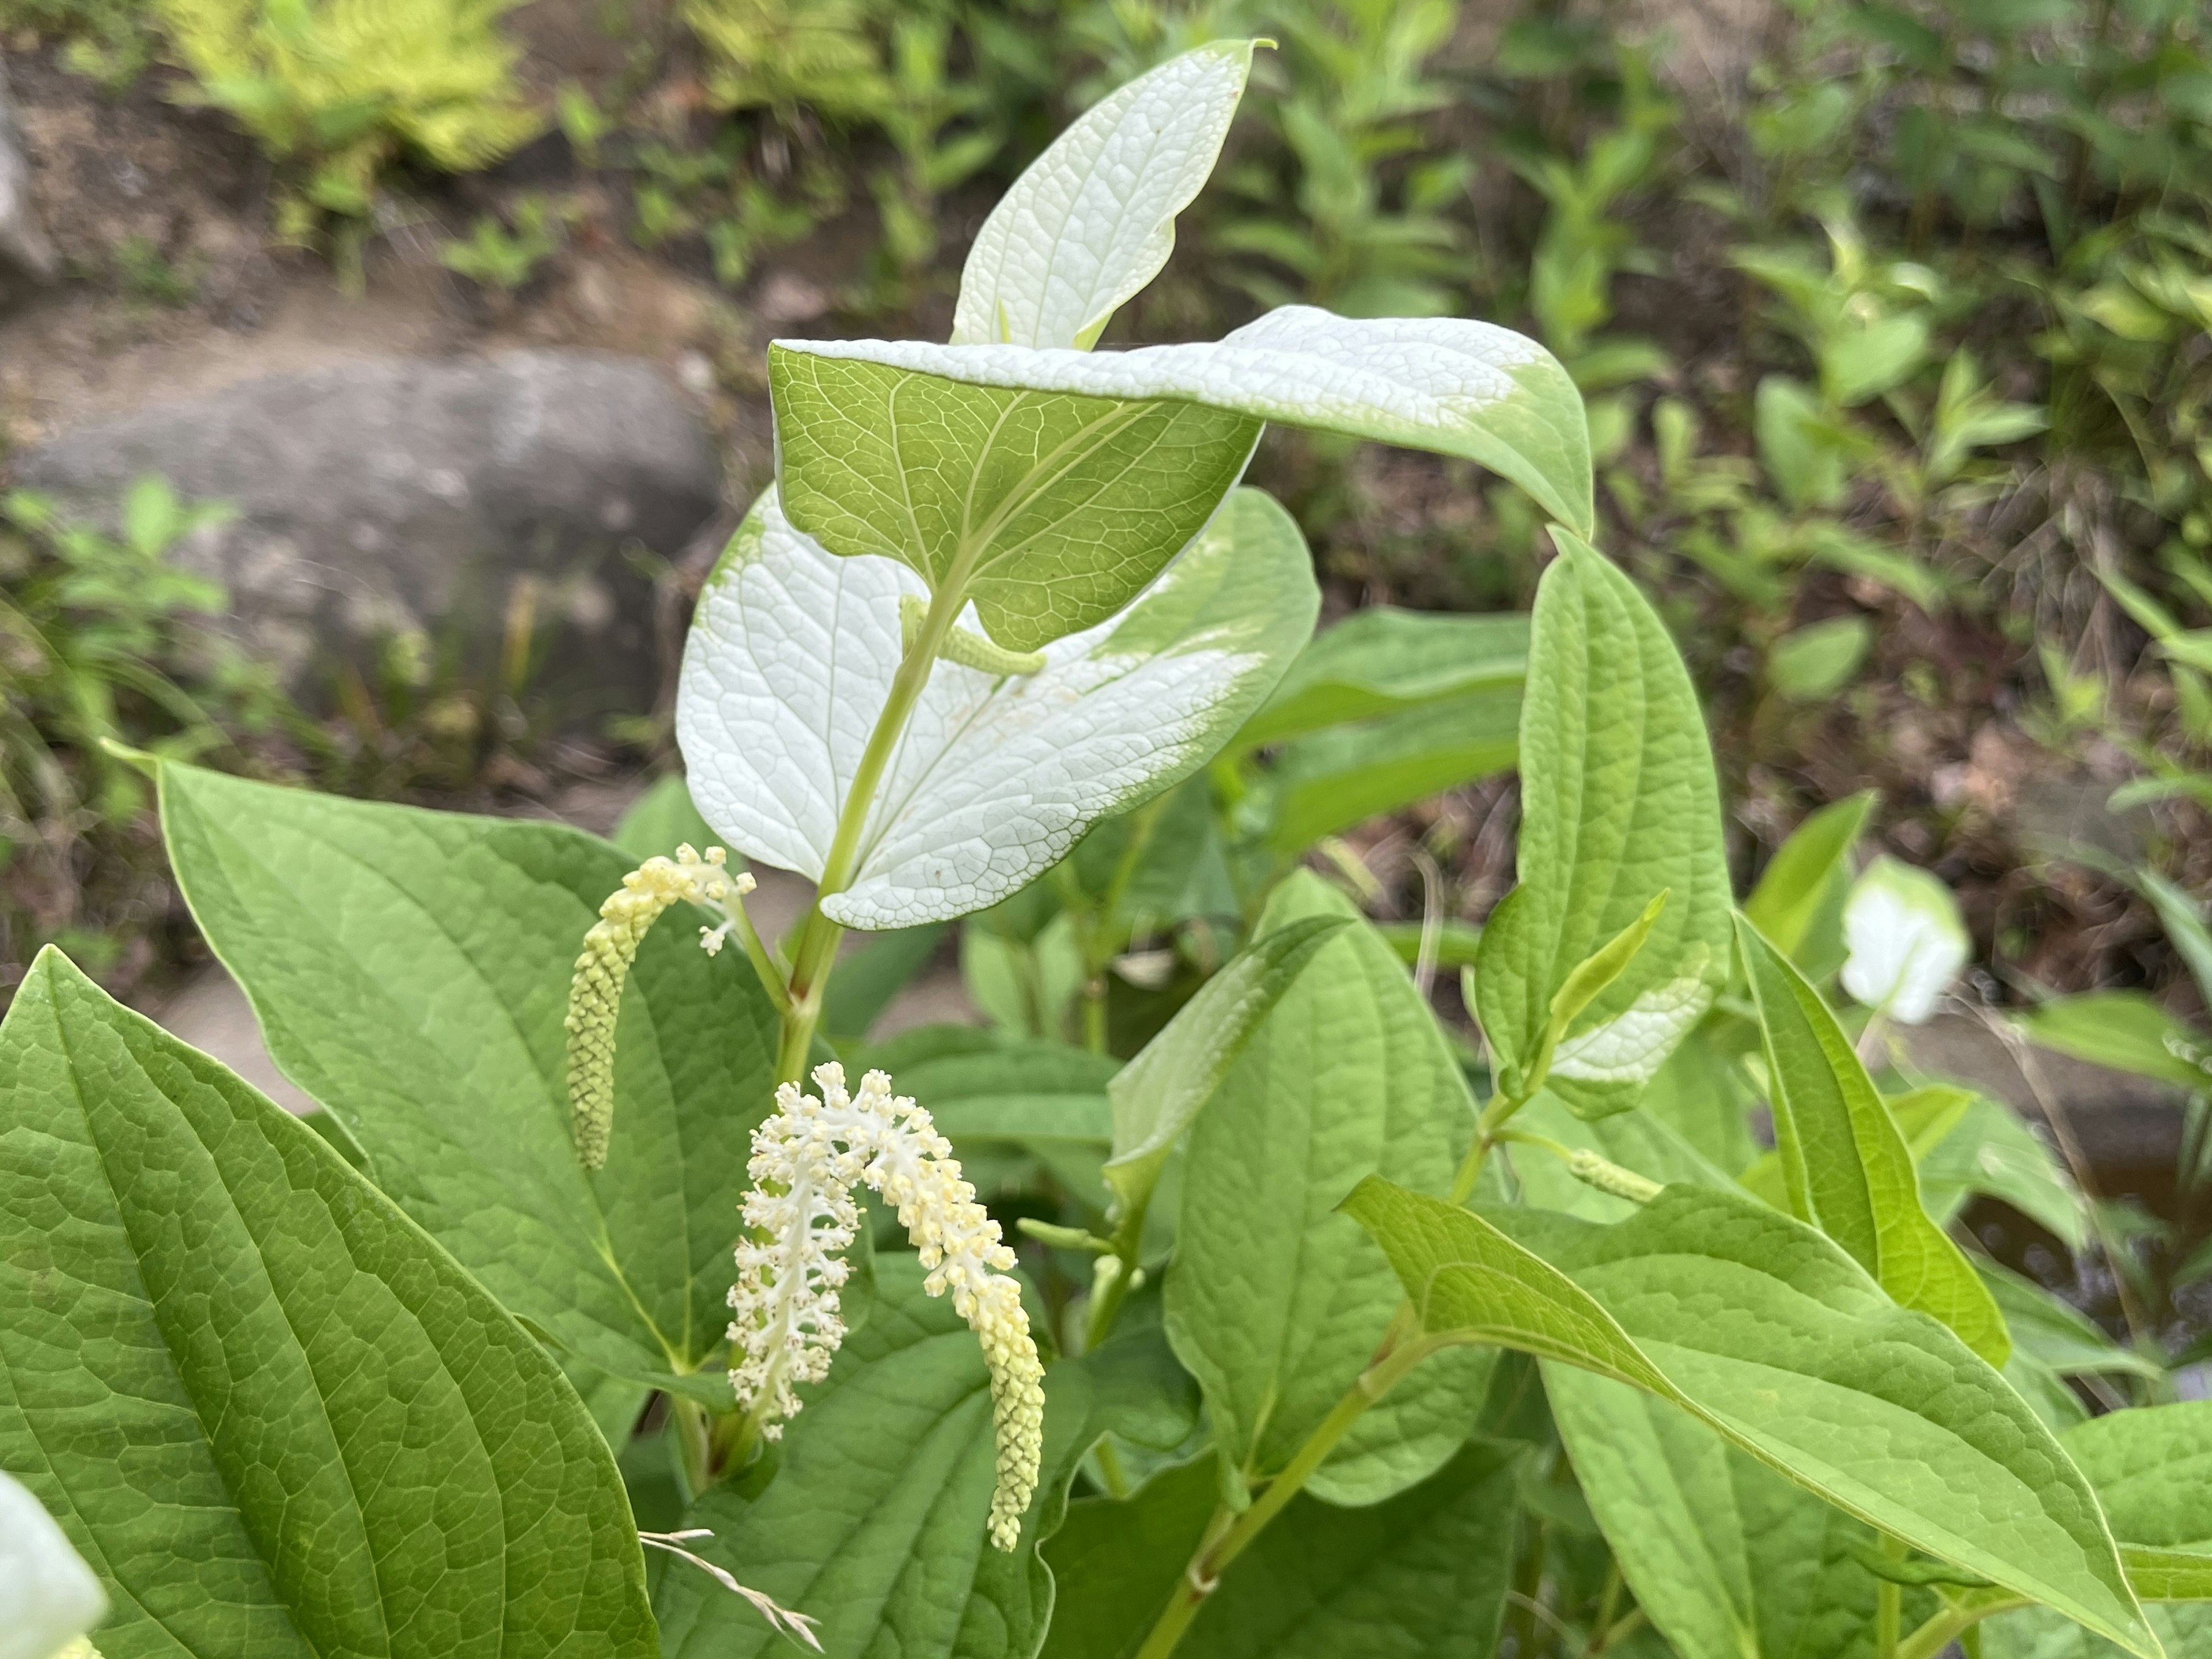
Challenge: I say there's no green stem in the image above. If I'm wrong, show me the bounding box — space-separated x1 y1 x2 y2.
1132 1319 1436 1659
1451 1082 1532 1205
671 1395 715 1498
1896 1601 2012 1659
770 579 967 1082
1877 1534 1908 1659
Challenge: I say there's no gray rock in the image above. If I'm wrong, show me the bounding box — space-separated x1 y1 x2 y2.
16 350 724 725
0 58 59 303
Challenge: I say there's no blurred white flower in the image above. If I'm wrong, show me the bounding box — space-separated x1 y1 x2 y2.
1841 857 1969 1025
1 1471 105 1659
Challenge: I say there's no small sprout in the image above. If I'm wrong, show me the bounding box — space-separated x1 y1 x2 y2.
565 845 755 1169
730 1063 1046 1551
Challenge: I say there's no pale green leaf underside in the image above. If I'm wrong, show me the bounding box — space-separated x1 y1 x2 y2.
1341 1179 2155 1658
158 763 775 1401
677 486 1316 928
771 346 1262 650
1738 917 2009 1367
654 1255 1198 1659
778 302 1594 543
952 41 1254 350
1167 876 1493 1506
0 950 656 1658
1476 529 1732 1115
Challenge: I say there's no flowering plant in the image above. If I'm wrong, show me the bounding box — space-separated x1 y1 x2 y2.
4 41 2209 1659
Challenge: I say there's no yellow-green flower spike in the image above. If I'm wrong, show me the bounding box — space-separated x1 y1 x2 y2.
564 844 753 1169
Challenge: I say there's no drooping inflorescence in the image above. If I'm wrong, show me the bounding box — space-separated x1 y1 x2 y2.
565 844 755 1169
730 1063 1046 1551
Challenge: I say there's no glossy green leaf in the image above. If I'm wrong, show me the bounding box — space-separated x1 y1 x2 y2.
159 762 774 1402
0 949 657 1657
1738 916 2009 1365
951 42 1255 350
1167 874 1494 1506
1743 791 1877 979
2014 993 2212 1092
678 487 1318 926
653 1254 1198 1659
1476 529 1732 1116
1234 607 1529 749
1102 912 1350 1224
1548 1368 1894 1659
1340 1178 2154 1657
779 304 1594 546
1041 1442 1522 1659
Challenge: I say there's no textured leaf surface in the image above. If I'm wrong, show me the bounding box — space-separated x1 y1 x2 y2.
160 763 774 1400
1260 685 1520 857
1738 918 2008 1365
655 1255 1197 1659
0 949 657 1658
1341 1179 2154 1657
1475 531 1732 1116
1235 607 1528 749
1103 913 1350 1223
1041 1442 1521 1659
1742 791 1877 980
951 42 1253 350
677 487 1316 926
1548 1368 1893 1659
1166 875 1493 1506
779 304 1593 538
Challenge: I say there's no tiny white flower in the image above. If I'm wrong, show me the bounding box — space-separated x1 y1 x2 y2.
0 1471 105 1659
729 1063 1046 1551
564 844 755 1169
1840 856 1969 1025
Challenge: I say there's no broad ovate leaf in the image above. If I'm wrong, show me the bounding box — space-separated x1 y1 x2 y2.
677 486 1316 928
0 949 657 1658
1475 529 1732 1116
654 1255 1198 1659
775 303 1593 565
1340 1178 2157 1658
952 41 1255 351
1166 875 1494 1506
1840 855 1969 1023
0 1472 105 1659
1738 917 2009 1367
158 762 776 1404
1233 606 1528 749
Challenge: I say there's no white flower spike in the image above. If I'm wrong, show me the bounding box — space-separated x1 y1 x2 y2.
730 1063 1046 1551
564 844 755 1169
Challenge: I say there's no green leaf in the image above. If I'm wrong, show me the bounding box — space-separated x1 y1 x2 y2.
1770 616 1874 702
2014 993 2212 1092
1259 684 1521 856
1340 1177 2154 1658
1743 793 1877 979
653 1254 1198 1659
1102 912 1350 1226
777 304 1594 543
678 487 1318 926
1041 1441 1523 1659
823 922 950 1040
874 1028 1116 1145
1504 1088 1744 1224
1737 916 2009 1366
1234 607 1529 749
612 771 719 862
1166 874 1494 1506
769 349 1262 650
1548 1368 1895 1659
158 762 774 1402
1 1469 106 1659
1475 530 1732 1116
951 42 1255 350
0 949 657 1657
1919 1093 2086 1253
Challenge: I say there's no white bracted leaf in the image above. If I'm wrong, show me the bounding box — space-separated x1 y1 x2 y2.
1549 967 1714 1086
1841 855 1969 1024
677 487 1317 928
951 40 1256 351
0 1471 105 1659
776 304 1594 536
